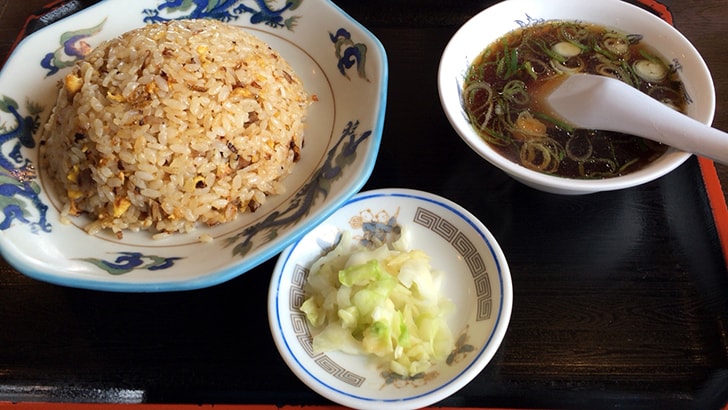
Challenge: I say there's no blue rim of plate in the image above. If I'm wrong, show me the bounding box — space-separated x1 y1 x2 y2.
269 188 512 408
0 0 388 292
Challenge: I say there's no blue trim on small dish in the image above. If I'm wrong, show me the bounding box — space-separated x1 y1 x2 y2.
274 189 508 405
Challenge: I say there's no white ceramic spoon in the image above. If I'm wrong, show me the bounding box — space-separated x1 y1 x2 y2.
547 74 728 164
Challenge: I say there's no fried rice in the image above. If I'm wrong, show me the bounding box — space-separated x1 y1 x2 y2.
41 19 310 238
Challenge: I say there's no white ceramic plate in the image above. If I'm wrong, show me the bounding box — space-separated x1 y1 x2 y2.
269 188 513 409
0 0 387 291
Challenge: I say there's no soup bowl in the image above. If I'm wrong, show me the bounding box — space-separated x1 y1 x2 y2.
438 0 715 195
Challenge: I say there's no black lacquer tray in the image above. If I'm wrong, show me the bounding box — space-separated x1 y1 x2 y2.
1 1 727 408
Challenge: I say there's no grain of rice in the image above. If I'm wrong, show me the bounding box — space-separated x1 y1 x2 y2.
41 19 310 237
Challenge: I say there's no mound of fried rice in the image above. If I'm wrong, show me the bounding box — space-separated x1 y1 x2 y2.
41 19 310 238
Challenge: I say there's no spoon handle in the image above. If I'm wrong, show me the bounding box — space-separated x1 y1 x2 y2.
549 75 728 164
607 85 728 164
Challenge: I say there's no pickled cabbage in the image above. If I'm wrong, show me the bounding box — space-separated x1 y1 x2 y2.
300 230 455 377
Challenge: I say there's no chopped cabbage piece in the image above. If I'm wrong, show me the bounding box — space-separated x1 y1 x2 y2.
300 229 454 377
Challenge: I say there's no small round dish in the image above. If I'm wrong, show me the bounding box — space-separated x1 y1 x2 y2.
438 0 715 195
269 188 512 409
0 0 387 291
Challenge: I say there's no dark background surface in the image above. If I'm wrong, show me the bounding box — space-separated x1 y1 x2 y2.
1 0 728 408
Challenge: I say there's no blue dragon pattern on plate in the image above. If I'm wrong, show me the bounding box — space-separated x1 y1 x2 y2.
142 0 303 29
0 96 50 234
40 18 106 76
226 120 372 257
77 252 184 275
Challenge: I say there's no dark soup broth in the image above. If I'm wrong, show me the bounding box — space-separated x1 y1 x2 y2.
462 20 687 178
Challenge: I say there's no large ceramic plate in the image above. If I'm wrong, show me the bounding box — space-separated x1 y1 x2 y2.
0 0 387 291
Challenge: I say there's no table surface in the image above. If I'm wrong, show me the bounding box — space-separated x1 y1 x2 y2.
1 0 727 408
